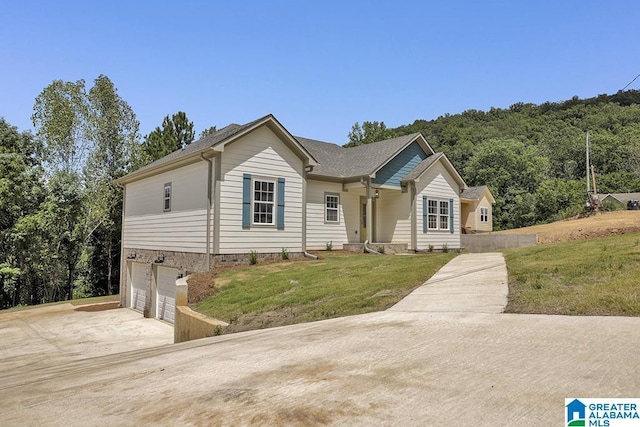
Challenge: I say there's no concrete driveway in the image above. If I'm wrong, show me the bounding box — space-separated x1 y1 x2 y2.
0 301 174 372
1 256 638 426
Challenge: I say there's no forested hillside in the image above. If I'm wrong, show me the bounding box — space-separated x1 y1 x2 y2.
350 90 640 230
2 82 640 310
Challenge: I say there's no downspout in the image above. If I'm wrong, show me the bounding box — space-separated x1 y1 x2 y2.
410 181 417 252
364 240 381 255
302 165 317 260
200 153 213 271
116 182 127 308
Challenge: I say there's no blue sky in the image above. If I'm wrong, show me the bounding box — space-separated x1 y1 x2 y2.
2 1 639 144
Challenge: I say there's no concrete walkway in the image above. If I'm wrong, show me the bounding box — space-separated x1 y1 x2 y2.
389 253 508 313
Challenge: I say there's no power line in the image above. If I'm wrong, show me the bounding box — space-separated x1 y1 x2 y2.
621 72 640 91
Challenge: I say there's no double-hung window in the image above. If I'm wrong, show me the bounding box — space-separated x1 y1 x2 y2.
163 183 172 212
253 179 275 225
428 200 438 229
427 198 451 230
439 201 449 230
480 207 489 223
325 194 340 223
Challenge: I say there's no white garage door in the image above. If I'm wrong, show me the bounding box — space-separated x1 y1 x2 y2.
130 263 147 313
156 266 178 324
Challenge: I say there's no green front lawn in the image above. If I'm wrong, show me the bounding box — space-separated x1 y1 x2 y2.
504 233 640 316
193 251 456 333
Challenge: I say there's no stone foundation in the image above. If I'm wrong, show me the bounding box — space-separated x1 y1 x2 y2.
342 243 409 254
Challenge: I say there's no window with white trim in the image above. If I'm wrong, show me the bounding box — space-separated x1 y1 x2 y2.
325 194 340 223
480 207 489 223
163 183 171 212
428 200 438 229
253 179 275 225
428 198 450 230
439 201 449 230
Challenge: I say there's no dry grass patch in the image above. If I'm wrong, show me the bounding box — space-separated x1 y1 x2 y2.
504 232 640 316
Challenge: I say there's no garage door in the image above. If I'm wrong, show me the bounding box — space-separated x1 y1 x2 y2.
130 263 147 313
156 266 178 324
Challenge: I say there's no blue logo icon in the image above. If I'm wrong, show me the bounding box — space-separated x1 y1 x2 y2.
567 399 586 426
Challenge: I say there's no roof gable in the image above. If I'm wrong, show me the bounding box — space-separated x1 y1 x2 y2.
460 186 495 203
401 152 466 188
118 114 316 183
297 133 434 180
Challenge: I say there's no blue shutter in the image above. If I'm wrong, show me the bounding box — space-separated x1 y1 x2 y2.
277 177 285 230
242 174 251 229
449 198 454 233
422 196 428 233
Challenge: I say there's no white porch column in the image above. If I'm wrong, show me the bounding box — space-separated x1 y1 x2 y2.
366 178 373 243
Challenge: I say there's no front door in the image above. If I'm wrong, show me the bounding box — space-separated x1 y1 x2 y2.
360 198 367 242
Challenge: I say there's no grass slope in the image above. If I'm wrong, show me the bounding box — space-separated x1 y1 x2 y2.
193 252 456 333
504 232 640 316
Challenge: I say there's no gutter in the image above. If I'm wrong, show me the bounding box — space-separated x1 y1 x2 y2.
200 153 213 270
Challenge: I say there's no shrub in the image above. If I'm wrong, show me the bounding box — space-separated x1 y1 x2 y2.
427 244 434 253
281 247 289 260
377 246 385 254
442 243 449 253
326 241 333 251
249 250 258 265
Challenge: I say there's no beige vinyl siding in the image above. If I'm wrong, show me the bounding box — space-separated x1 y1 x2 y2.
475 195 493 232
123 161 210 253
218 126 304 254
415 162 461 250
306 180 362 250
375 189 411 243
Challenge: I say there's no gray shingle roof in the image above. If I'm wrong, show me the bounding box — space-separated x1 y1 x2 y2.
460 186 489 200
124 115 271 178
296 133 423 179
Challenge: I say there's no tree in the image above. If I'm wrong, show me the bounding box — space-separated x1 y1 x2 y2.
199 125 217 139
31 76 140 302
0 118 45 308
85 75 140 296
31 80 90 175
140 111 195 165
345 121 393 147
465 138 549 230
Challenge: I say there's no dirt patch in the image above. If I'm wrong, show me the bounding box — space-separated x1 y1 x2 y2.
223 307 305 334
493 210 640 244
74 301 120 312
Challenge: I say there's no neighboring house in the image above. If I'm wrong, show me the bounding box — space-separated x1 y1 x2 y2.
460 186 495 233
116 114 491 322
598 192 640 209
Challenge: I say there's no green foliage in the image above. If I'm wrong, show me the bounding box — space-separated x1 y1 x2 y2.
345 121 394 147
382 90 640 229
139 111 194 165
281 247 289 260
377 246 385 254
199 125 217 139
441 243 448 253
249 250 258 265
325 241 333 251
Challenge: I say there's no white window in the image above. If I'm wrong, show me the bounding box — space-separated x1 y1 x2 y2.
163 183 171 212
253 179 275 225
427 198 450 230
480 207 489 223
439 201 449 230
325 194 340 223
428 200 438 229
